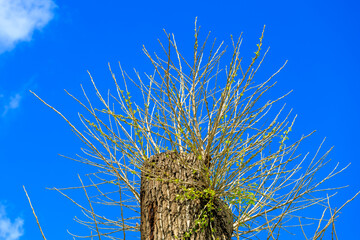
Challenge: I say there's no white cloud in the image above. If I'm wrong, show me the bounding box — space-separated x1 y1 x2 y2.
0 204 24 240
1 78 37 118
8 94 21 109
0 0 56 54
2 93 22 117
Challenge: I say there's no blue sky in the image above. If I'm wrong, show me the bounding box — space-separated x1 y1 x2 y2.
0 0 359 239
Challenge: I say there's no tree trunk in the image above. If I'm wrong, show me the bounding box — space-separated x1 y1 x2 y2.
140 151 233 240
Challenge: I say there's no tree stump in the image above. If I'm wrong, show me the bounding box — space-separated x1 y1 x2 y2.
140 151 233 240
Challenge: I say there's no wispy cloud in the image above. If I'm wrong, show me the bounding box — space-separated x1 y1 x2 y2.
0 204 24 240
0 0 56 54
2 93 22 117
1 78 37 117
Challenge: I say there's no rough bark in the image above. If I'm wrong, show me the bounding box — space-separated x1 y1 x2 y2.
140 151 233 240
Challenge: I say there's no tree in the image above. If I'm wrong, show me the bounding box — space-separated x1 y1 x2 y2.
27 19 359 239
